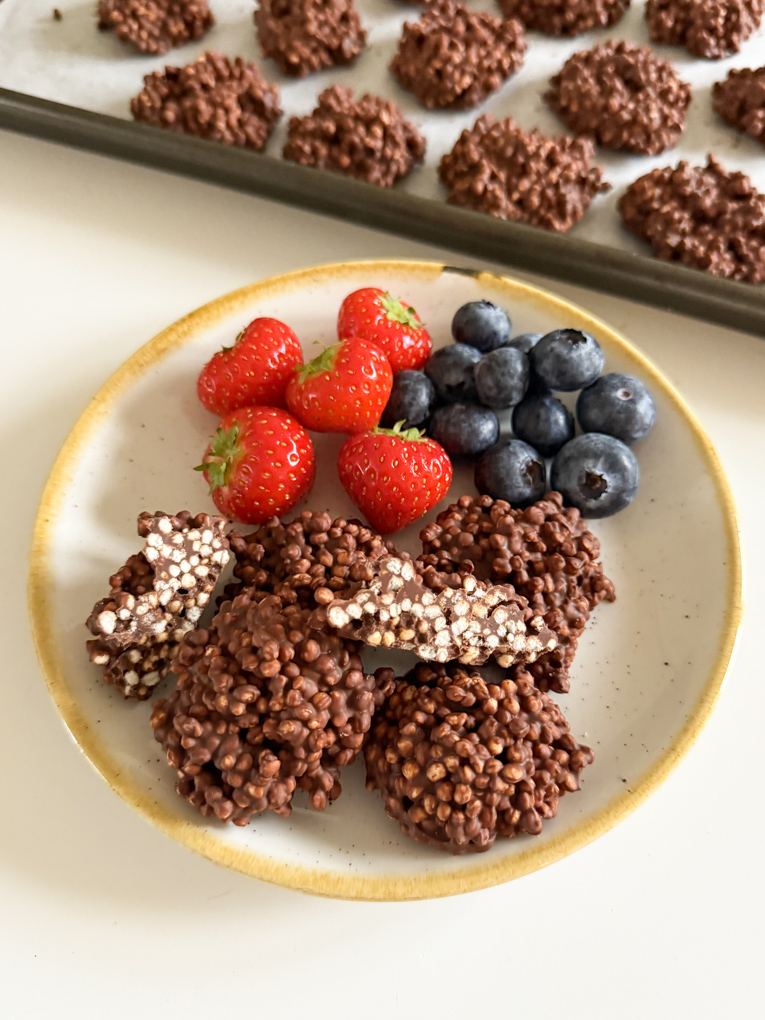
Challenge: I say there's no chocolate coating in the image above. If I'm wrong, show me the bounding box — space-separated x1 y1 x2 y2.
98 0 214 55
255 0 366 78
498 0 629 36
713 66 765 146
645 0 765 59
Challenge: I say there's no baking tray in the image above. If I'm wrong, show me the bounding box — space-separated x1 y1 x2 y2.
2 0 765 336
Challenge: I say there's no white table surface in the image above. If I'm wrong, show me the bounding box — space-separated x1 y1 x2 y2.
2 128 763 1019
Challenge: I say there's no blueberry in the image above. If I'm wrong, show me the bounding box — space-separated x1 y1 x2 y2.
505 332 542 355
425 345 482 403
381 370 435 429
576 372 656 445
452 300 511 353
428 403 499 458
551 433 639 518
475 439 547 508
474 347 529 410
512 392 574 457
530 329 605 391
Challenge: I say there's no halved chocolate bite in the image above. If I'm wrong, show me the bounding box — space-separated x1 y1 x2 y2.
439 115 609 232
418 492 615 694
131 52 281 150
365 663 594 854
151 589 389 823
283 86 426 187
315 554 557 667
97 0 214 56
497 0 629 36
86 511 230 699
546 41 691 156
645 0 764 60
255 0 366 78
390 0 527 111
713 67 765 147
619 156 765 283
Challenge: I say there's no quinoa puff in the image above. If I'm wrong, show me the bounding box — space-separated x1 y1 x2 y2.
365 663 594 854
151 589 388 824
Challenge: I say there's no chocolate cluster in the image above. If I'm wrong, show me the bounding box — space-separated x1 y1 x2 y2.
283 86 426 187
619 156 765 283
498 0 629 36
439 115 609 233
151 589 386 823
713 66 765 146
418 492 615 694
645 0 765 59
390 0 527 110
98 0 214 55
86 511 230 699
131 52 281 150
365 663 594 854
546 41 691 156
255 0 366 78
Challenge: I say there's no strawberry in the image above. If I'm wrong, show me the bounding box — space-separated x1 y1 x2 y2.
195 406 315 525
337 422 453 534
337 288 432 372
197 317 303 415
285 337 393 434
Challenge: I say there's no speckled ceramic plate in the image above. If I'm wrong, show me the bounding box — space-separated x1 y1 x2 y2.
28 260 741 900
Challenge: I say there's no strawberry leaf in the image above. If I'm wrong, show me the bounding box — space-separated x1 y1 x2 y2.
372 421 427 442
379 292 423 329
194 423 241 494
295 343 339 384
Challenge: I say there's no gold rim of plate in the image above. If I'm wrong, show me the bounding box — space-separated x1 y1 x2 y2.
27 260 742 901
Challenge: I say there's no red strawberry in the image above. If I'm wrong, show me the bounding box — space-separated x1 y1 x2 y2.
285 337 393 434
195 406 315 525
337 288 432 372
337 423 452 534
197 317 303 415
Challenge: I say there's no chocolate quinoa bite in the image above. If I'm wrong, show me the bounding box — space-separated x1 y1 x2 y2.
255 0 366 78
619 156 765 284
497 0 629 37
417 492 615 694
97 0 214 56
713 66 765 147
439 115 609 233
645 0 765 60
86 511 230 700
283 86 426 187
546 40 691 156
365 663 594 854
390 0 527 111
151 589 386 823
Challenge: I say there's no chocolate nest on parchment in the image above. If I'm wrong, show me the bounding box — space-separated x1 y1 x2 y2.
390 0 527 111
497 0 629 36
619 156 765 284
546 40 691 156
418 492 615 694
255 0 366 78
131 52 281 150
97 0 214 55
645 0 765 59
713 66 765 146
283 85 426 187
151 589 387 823
439 115 609 232
86 511 230 699
365 662 594 854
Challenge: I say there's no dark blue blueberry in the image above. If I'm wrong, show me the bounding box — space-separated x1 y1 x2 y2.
428 404 499 458
576 372 656 445
551 433 639 518
425 344 482 403
474 439 547 508
505 332 542 355
529 329 605 391
381 370 436 429
451 300 512 353
474 347 529 410
512 392 574 457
